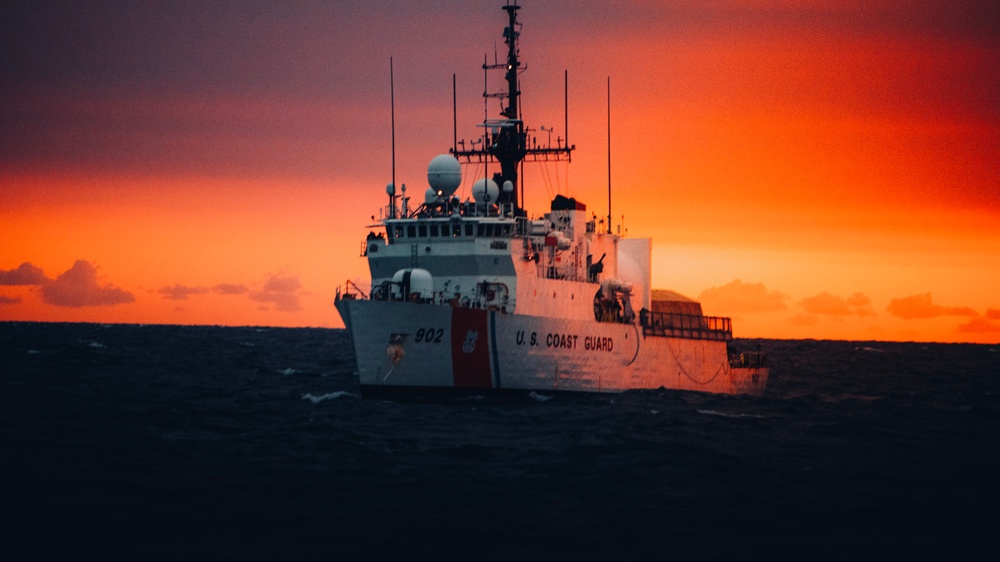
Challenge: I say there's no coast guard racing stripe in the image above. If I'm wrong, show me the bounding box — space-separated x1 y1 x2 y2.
451 308 492 388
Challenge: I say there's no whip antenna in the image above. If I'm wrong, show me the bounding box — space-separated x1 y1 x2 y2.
389 56 397 219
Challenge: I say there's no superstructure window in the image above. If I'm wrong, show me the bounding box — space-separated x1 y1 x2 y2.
407 225 416 238
430 224 439 237
418 225 427 237
465 224 474 236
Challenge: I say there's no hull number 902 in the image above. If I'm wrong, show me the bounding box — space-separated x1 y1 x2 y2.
415 328 444 343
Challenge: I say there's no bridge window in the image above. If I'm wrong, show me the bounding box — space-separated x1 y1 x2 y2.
465 224 474 236
418 224 427 237
430 224 439 237
406 225 415 238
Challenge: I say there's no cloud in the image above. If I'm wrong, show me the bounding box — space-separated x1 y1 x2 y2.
788 313 818 326
698 279 788 314
886 293 977 320
0 262 48 285
0 295 23 304
213 283 248 295
799 291 875 316
987 309 1000 320
41 260 135 307
956 318 1000 334
799 292 852 315
846 293 876 317
249 274 302 312
158 284 210 300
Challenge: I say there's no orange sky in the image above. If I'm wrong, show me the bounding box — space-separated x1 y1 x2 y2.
2 1 998 343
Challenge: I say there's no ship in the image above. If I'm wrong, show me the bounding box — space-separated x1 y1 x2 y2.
335 3 768 397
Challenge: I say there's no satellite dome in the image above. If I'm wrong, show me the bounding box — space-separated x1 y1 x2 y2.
391 268 434 302
424 187 439 204
502 180 514 193
427 154 462 197
386 182 395 195
472 178 499 204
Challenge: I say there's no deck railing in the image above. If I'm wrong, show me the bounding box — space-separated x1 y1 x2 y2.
641 311 732 341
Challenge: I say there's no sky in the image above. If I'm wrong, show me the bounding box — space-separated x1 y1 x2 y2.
1 0 998 343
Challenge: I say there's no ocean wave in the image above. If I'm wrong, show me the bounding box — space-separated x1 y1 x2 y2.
302 391 356 403
696 409 766 419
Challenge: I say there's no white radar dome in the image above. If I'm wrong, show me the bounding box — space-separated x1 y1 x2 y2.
427 154 462 197
424 187 439 204
392 268 434 301
502 180 514 193
472 178 500 204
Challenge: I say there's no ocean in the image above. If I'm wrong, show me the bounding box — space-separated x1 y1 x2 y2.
2 322 997 561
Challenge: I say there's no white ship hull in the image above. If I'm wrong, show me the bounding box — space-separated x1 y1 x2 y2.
336 299 767 396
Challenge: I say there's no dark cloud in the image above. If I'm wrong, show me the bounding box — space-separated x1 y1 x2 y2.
0 294 22 304
987 309 1000 320
0 262 48 285
213 283 248 295
698 279 788 314
41 260 135 307
249 274 301 312
158 284 209 300
886 293 977 320
2 0 996 192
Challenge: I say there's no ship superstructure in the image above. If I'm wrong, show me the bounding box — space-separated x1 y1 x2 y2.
335 3 767 397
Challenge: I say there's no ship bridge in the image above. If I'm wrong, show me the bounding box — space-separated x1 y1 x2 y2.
357 162 645 323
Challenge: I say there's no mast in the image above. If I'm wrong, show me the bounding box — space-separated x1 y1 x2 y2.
502 4 519 120
451 3 575 214
607 76 612 234
389 57 397 219
491 3 522 209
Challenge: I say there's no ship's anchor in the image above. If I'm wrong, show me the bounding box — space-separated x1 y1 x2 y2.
384 339 405 381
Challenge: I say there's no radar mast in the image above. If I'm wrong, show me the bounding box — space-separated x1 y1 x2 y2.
451 3 575 213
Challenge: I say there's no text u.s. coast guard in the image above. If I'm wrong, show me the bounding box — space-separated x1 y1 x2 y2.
515 330 613 352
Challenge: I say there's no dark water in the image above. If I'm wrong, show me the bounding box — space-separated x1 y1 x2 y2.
2 322 998 561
